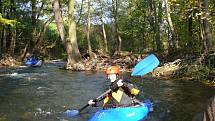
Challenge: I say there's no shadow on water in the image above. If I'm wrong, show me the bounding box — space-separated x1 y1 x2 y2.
0 62 215 121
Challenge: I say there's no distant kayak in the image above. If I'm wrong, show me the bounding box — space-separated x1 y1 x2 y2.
88 100 152 121
25 58 42 67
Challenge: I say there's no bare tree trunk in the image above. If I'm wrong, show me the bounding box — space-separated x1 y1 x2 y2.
102 23 108 52
87 0 93 58
2 26 6 54
51 0 80 69
111 0 119 53
148 0 156 50
36 2 44 20
99 0 108 53
8 0 16 55
202 0 212 52
51 0 66 44
21 41 30 60
52 0 81 69
114 0 122 52
67 0 81 66
77 0 84 24
117 28 122 52
164 0 178 50
188 13 193 46
155 0 162 51
197 0 205 52
29 0 37 53
9 28 16 55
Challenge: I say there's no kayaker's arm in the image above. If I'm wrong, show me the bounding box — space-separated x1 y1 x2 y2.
88 89 112 107
121 81 140 96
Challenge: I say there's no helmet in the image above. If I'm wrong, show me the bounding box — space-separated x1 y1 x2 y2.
106 66 120 75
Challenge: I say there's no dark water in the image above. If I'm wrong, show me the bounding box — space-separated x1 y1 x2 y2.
0 62 215 121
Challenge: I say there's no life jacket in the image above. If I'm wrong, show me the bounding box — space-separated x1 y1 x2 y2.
103 82 140 107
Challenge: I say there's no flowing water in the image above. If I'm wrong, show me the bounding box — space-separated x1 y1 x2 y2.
0 62 215 121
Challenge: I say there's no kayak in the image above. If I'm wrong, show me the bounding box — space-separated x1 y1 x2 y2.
25 59 42 67
88 100 152 121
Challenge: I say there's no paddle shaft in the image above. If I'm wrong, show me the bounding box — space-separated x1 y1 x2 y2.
78 89 111 112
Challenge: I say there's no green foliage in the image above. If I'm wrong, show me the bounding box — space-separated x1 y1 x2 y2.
42 23 66 59
194 66 210 81
183 64 211 81
0 14 17 26
0 0 214 62
76 25 88 53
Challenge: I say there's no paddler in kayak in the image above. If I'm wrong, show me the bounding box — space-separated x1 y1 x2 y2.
88 66 140 108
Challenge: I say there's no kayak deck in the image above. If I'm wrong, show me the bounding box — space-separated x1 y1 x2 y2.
88 101 151 121
25 60 42 67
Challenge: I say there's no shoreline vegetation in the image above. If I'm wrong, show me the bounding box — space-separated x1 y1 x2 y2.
1 51 215 86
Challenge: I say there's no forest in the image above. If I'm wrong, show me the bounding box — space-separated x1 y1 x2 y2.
0 0 215 84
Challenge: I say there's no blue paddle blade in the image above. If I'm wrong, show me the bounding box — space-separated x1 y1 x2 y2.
62 110 80 118
131 54 160 76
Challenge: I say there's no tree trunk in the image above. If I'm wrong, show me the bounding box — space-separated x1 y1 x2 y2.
149 0 155 50
29 0 37 53
164 0 178 50
188 11 196 49
197 0 205 52
9 28 16 55
51 0 66 44
77 0 84 24
2 26 6 54
155 0 162 51
111 0 118 53
99 0 108 53
52 0 81 69
21 41 30 60
202 0 212 52
67 0 81 66
117 28 122 52
87 0 93 58
102 23 108 53
8 0 16 55
114 0 122 52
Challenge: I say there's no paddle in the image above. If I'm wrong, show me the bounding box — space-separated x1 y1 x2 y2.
63 89 112 117
63 54 160 118
131 54 160 76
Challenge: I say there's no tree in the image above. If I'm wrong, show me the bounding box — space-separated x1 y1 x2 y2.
51 0 81 69
164 0 178 52
67 0 81 66
87 0 93 58
202 0 212 52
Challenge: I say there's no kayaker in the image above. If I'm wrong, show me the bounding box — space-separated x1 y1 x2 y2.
88 66 140 108
26 54 38 61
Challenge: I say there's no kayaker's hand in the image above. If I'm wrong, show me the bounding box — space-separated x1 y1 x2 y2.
117 79 123 87
88 99 96 106
110 79 123 91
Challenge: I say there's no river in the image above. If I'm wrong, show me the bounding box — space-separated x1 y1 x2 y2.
0 62 215 121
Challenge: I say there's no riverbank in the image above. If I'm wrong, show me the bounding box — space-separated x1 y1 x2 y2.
0 55 22 67
1 52 215 86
